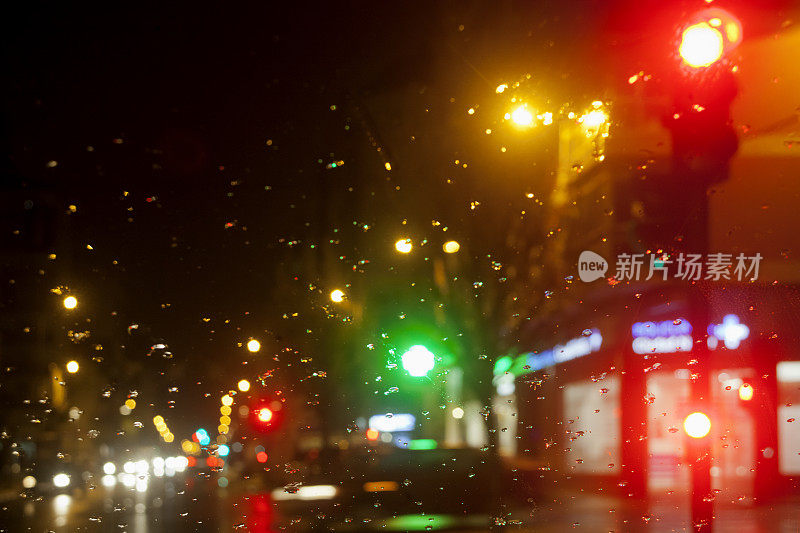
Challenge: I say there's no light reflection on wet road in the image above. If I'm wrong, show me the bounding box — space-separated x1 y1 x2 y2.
3 481 799 532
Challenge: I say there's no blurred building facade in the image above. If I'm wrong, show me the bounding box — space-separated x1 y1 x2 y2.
496 21 800 502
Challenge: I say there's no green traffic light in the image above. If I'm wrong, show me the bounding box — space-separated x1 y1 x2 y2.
401 345 435 377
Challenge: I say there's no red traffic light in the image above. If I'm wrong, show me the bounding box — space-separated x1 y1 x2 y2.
256 407 274 423
680 23 724 68
679 8 742 68
248 400 282 432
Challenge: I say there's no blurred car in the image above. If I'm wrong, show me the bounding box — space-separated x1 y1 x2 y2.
271 445 503 531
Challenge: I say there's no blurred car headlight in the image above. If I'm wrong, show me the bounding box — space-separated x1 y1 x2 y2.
101 474 116 487
103 462 116 475
271 484 338 501
53 473 70 488
22 475 37 489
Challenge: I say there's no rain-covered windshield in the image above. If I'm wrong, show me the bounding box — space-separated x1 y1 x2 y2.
2 1 800 531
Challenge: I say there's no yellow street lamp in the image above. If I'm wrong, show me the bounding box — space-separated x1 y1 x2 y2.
246 339 261 353
510 105 534 127
63 296 78 310
330 289 345 303
443 240 460 254
66 360 79 374
395 238 413 254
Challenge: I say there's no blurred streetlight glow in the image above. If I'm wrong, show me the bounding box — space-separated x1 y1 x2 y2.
63 296 78 309
237 379 251 392
580 109 608 130
221 394 234 406
510 105 534 127
330 289 345 303
247 339 261 353
443 240 460 254
395 239 413 253
124 399 136 410
66 360 79 374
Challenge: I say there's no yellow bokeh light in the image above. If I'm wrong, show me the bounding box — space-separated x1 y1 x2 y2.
580 110 608 130
330 289 345 303
246 339 261 353
153 416 164 425
510 105 533 127
218 424 229 434
395 239 413 254
221 394 234 406
66 360 79 374
443 241 460 254
63 296 78 310
738 383 754 401
220 405 232 416
220 415 231 426
237 379 251 392
163 432 174 443
124 399 136 410
495 84 507 94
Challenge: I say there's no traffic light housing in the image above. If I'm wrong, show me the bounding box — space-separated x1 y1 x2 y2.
667 7 741 182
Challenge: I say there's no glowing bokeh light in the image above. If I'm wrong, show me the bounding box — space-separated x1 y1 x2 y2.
330 289 345 303
679 23 724 67
443 240 460 254
683 412 712 438
510 105 534 127
738 383 754 401
395 239 413 253
401 345 435 377
257 407 273 423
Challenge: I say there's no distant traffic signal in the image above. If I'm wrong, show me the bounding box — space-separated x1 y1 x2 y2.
401 345 435 377
249 400 282 432
256 407 273 423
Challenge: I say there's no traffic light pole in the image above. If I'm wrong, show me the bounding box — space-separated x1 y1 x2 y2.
688 221 713 532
